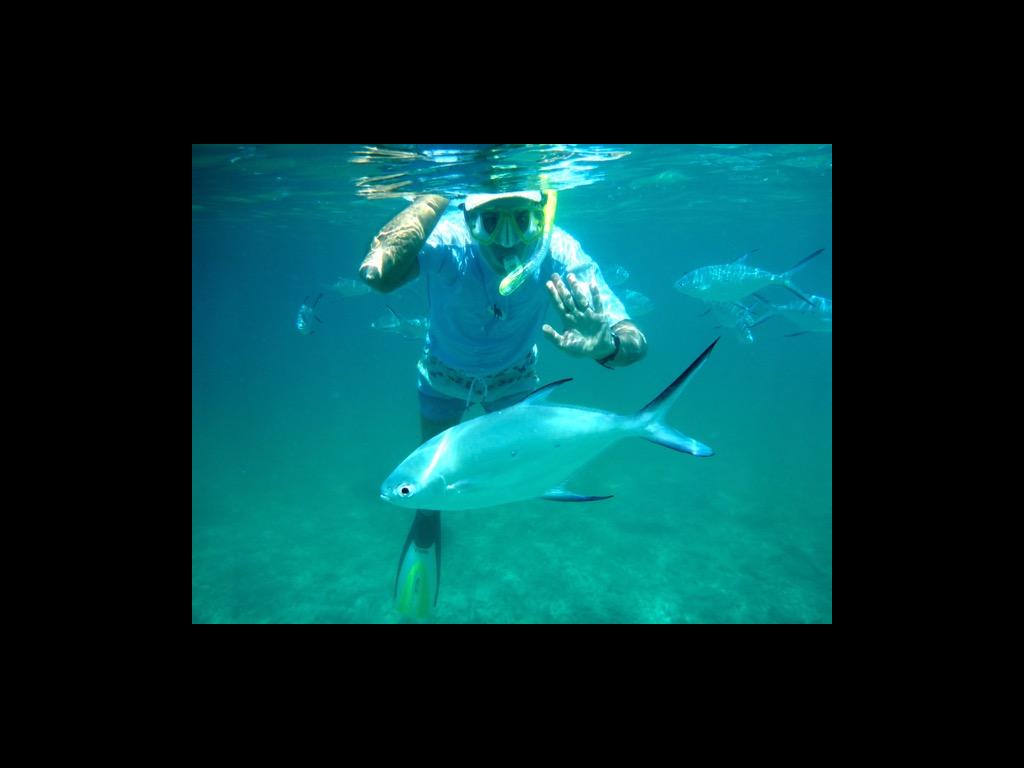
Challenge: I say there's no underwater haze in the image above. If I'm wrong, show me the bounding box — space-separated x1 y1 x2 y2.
192 144 832 623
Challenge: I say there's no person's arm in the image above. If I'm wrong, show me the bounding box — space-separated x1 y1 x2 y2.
359 194 449 293
543 273 648 368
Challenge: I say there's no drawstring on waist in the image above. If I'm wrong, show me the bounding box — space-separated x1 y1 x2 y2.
464 376 490 407
419 344 539 406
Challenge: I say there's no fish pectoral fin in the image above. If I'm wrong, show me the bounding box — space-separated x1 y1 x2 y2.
445 479 476 493
541 489 613 502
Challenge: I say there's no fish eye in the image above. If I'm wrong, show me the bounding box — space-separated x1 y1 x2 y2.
399 484 412 497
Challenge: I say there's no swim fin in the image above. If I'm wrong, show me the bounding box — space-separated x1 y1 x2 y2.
394 510 441 619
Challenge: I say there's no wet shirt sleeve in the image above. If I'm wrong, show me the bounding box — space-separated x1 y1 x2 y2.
550 229 630 325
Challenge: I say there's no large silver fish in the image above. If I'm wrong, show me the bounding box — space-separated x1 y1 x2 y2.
380 339 719 511
675 248 824 305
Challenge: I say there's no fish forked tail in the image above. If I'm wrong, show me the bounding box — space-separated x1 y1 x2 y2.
781 248 826 305
633 338 718 457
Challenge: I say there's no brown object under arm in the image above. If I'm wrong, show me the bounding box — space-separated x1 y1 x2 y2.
360 194 449 292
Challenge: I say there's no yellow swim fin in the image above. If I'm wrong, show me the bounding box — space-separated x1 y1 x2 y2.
394 511 441 619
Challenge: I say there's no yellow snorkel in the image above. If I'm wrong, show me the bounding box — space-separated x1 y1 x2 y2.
498 190 558 296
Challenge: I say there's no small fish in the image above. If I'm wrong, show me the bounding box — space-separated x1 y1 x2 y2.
675 248 824 305
371 305 429 340
370 311 401 333
380 339 719 511
751 292 832 336
324 277 372 297
296 293 323 335
704 301 775 344
620 288 654 318
602 263 630 288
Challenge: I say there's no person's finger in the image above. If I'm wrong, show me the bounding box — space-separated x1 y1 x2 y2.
546 280 568 316
553 274 577 313
567 274 590 312
542 324 564 347
589 280 604 315
558 330 586 357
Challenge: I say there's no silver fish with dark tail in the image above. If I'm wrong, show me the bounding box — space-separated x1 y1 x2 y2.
380 339 720 511
675 248 825 305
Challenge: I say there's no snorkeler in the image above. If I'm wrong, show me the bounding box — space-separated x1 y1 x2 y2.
360 192 649 618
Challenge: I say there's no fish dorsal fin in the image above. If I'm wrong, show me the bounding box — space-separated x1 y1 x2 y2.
520 378 573 405
732 249 758 264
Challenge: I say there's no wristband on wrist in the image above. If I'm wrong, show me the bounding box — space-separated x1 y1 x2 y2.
596 332 621 369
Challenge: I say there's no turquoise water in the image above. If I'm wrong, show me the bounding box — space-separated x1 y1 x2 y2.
192 144 832 623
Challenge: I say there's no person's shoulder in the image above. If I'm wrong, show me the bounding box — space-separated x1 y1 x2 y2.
550 226 589 267
426 209 474 250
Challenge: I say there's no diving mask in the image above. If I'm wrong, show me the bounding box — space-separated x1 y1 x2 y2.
465 204 545 248
461 191 558 296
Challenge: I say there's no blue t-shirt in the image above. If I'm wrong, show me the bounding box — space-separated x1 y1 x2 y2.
418 210 628 375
